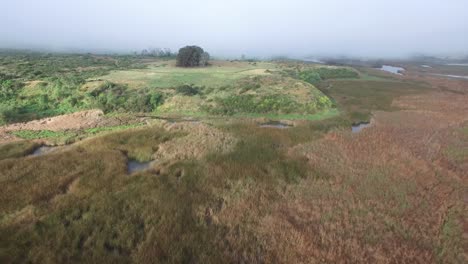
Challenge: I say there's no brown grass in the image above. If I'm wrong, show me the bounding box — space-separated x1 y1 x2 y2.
0 66 466 263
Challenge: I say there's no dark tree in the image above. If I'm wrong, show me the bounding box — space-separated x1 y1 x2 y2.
200 51 210 66
176 46 208 67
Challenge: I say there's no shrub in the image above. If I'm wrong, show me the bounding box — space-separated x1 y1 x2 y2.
299 71 322 84
176 85 200 96
299 68 358 85
209 94 301 115
314 67 359 79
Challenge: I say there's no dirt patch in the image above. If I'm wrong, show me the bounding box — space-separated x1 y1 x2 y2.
4 109 105 131
0 109 107 143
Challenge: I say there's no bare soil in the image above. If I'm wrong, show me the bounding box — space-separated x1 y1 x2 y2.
0 110 107 143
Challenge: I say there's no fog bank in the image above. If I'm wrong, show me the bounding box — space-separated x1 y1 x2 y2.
2 0 467 58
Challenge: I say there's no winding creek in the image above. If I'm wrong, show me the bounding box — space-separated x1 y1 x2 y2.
31 145 59 156
127 160 153 174
352 122 371 133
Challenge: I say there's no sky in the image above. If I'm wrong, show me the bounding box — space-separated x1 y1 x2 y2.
1 0 468 58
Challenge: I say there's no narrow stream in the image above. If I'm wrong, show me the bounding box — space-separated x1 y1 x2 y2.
446 63 468 66
431 74 468 80
127 160 153 174
259 121 292 129
31 145 58 156
352 122 371 133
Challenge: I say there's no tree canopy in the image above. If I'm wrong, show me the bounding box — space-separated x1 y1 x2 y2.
176 46 210 67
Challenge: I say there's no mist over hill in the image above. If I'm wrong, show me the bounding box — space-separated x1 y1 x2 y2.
1 0 467 58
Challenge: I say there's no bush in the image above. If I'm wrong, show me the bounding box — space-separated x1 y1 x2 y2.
299 71 322 85
87 82 165 113
299 68 358 85
175 85 200 96
314 67 359 79
208 94 301 115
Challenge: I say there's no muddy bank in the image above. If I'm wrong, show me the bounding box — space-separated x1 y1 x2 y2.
259 121 293 129
0 110 105 143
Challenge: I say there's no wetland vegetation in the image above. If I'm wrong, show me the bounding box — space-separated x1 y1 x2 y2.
0 51 466 263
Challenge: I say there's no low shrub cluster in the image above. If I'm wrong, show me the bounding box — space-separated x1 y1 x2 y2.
89 82 164 113
175 84 201 96
299 67 359 84
206 94 330 115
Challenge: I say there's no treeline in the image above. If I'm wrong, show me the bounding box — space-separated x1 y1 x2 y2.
138 48 176 58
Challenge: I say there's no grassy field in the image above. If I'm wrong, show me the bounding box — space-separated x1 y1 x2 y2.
98 61 277 88
94 60 335 117
320 79 430 122
0 53 466 263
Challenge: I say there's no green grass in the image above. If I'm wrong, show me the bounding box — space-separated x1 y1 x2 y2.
84 123 146 135
0 52 146 124
445 146 468 162
100 62 276 89
11 130 76 140
99 61 335 118
233 108 340 120
436 208 465 263
1 55 337 122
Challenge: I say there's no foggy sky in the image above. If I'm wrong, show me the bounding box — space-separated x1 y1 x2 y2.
2 0 468 58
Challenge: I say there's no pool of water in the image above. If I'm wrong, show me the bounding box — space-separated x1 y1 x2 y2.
31 146 58 156
352 122 371 133
259 121 292 129
302 58 324 64
446 63 468 66
431 74 468 80
167 119 200 124
127 160 152 174
379 65 405 75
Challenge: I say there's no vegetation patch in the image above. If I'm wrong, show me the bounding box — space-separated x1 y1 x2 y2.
0 141 40 160
323 79 429 122
81 126 181 162
11 130 75 140
84 123 146 135
175 84 201 96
